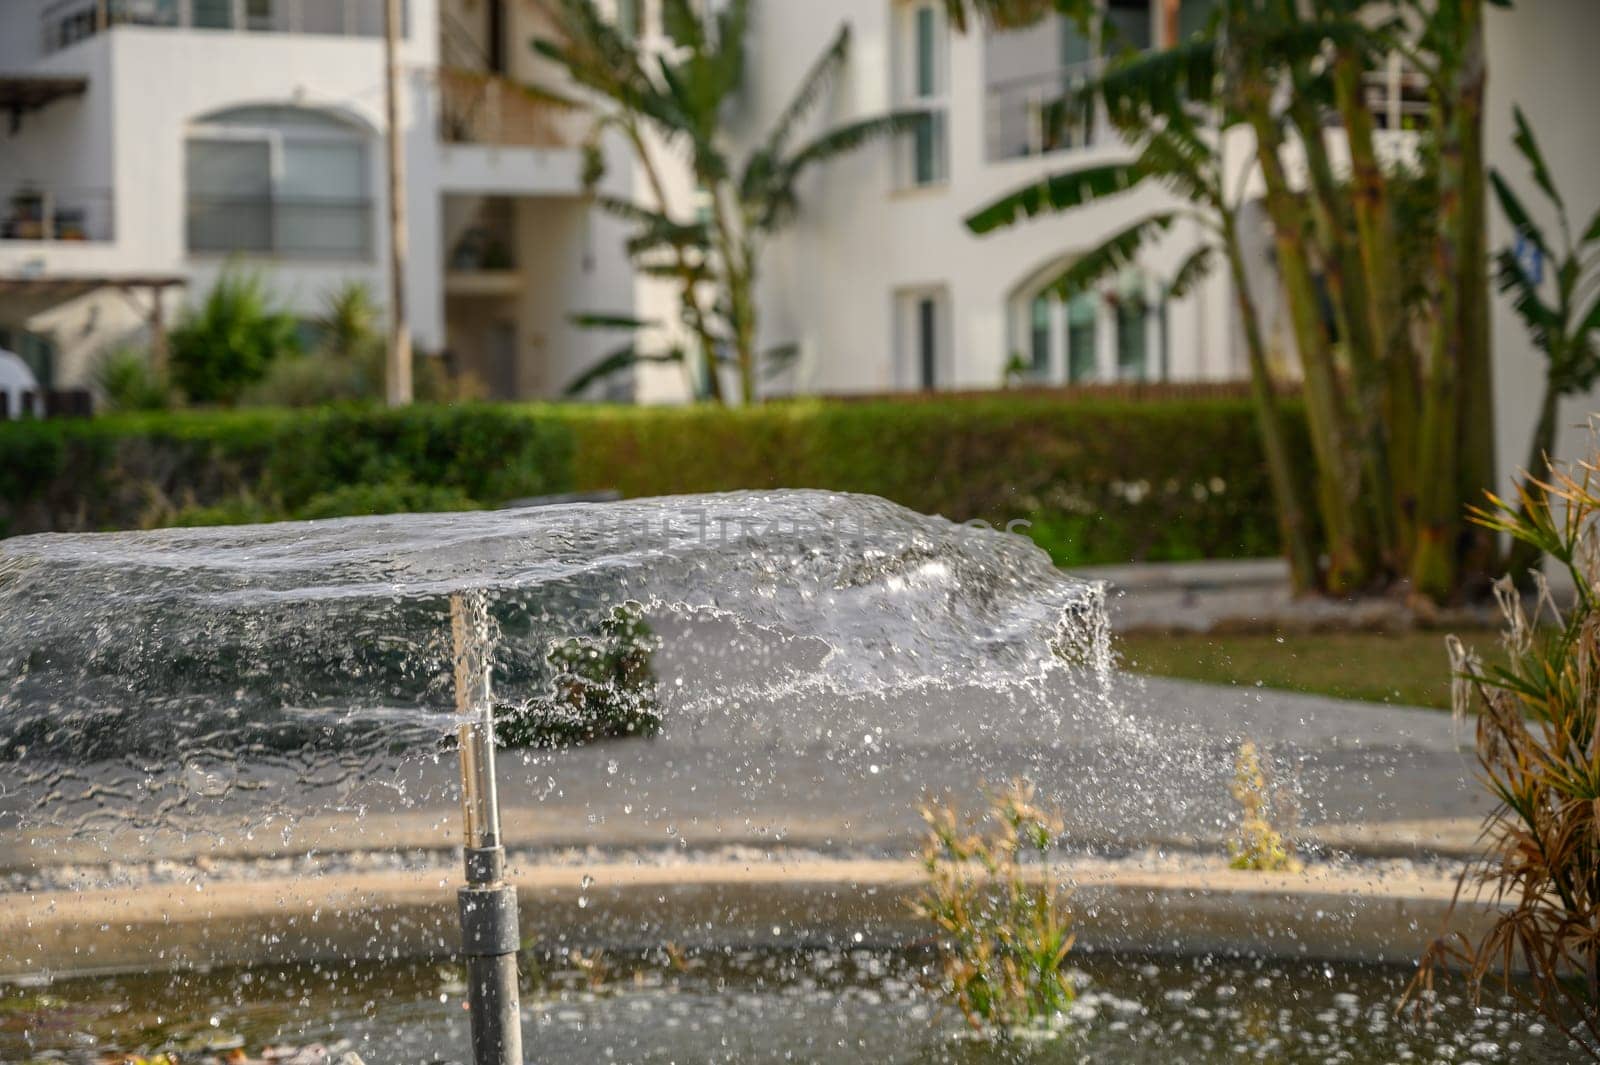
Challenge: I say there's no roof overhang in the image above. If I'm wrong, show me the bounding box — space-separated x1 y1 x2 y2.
0 74 89 133
0 274 187 303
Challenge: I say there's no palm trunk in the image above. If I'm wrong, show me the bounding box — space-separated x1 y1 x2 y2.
1245 100 1369 591
1411 93 1466 601
628 125 725 404
1453 0 1498 586
1224 216 1320 593
711 185 758 404
1288 90 1399 575
1333 45 1420 563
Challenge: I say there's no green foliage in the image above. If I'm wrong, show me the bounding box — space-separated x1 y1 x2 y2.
497 604 663 750
568 397 1303 566
0 405 571 535
1227 740 1301 872
1411 448 1600 1056
93 349 173 412
293 478 481 521
169 271 302 405
540 0 923 401
0 397 1294 567
916 779 1076 1033
242 282 476 408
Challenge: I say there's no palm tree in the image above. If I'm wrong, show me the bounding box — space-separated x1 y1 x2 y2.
1490 107 1600 576
965 95 1320 591
952 0 1507 601
536 0 927 403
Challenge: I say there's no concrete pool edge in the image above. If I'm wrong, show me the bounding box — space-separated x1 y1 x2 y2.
0 856 1499 981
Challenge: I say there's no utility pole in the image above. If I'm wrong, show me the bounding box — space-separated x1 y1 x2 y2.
383 0 414 406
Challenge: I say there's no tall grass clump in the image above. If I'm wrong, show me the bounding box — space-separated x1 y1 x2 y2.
1410 436 1600 1057
915 779 1076 1034
1228 739 1301 873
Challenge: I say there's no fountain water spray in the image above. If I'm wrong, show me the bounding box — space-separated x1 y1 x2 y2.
451 591 525 1065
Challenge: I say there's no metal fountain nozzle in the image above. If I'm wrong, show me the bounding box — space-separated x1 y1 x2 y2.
450 592 525 1065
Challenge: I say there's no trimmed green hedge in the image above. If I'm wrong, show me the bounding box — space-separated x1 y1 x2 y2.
0 398 1306 566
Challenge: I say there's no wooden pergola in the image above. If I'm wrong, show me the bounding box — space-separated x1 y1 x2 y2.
0 74 88 134
0 274 187 368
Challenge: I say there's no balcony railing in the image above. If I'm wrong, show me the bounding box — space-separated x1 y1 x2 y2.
187 196 373 258
985 61 1104 163
438 68 574 150
1 185 114 242
41 0 402 55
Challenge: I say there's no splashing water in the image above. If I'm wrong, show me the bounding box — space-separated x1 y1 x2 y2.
0 491 1112 851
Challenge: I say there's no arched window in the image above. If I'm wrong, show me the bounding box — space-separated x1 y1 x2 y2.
186 105 372 258
1012 268 1161 385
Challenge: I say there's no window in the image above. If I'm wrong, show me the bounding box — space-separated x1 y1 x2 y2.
915 6 938 97
898 287 948 390
1066 293 1097 382
1115 292 1149 379
1028 294 1051 377
895 1 948 187
1177 0 1219 41
1104 0 1153 53
186 105 372 258
918 296 938 389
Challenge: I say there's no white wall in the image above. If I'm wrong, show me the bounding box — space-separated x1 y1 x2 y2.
729 1 1228 396
0 9 447 383
1486 0 1600 492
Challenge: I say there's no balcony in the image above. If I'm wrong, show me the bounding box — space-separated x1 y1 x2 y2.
437 68 573 150
40 0 401 55
1 185 114 243
985 61 1104 163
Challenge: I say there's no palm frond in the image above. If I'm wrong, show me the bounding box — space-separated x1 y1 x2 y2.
1044 213 1177 300
564 343 686 396
754 110 928 230
761 342 801 380
763 25 851 165
1511 106 1563 216
966 163 1145 235
1494 248 1561 356
1166 244 1217 300
1490 171 1552 263
568 313 659 331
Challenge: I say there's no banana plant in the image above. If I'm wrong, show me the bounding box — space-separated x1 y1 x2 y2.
966 101 1320 593
1490 107 1600 575
537 0 927 403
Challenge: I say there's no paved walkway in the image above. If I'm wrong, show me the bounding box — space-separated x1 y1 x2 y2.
6 670 1487 870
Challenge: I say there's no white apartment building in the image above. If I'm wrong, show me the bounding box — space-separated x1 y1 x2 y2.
0 0 1596 499
0 0 649 402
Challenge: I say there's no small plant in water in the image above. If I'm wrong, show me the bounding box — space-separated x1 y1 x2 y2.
1227 740 1301 873
1410 442 1600 1058
915 778 1076 1034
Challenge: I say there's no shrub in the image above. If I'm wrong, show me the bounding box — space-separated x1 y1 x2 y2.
497 604 663 749
169 270 301 404
0 395 1293 563
1227 740 1300 873
293 478 481 520
568 397 1304 566
916 779 1076 1034
92 349 173 412
1410 444 1600 1057
261 405 574 512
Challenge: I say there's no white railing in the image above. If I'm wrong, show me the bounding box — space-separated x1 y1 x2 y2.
41 0 401 54
0 184 115 243
985 60 1104 163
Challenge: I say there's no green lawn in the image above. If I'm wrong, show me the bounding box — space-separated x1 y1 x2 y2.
1115 628 1502 710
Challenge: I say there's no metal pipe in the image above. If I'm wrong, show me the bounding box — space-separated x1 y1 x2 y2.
450 592 524 1065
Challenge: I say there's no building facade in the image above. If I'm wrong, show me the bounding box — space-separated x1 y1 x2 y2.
0 0 1597 503
0 0 648 401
